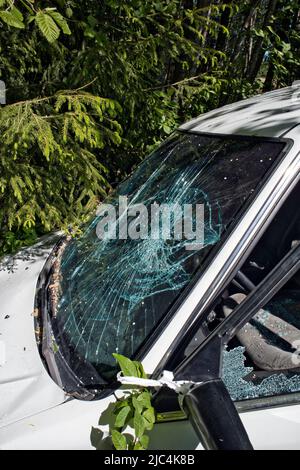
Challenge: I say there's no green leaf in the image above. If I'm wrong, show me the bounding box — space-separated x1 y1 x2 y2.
133 361 147 378
133 441 144 450
27 14 35 24
90 427 104 450
139 434 149 449
127 438 135 450
143 407 155 423
132 396 143 413
136 391 152 409
113 353 139 377
35 12 60 43
66 7 73 18
254 29 265 38
11 6 23 22
133 411 145 439
47 10 71 35
113 399 130 413
143 407 156 430
111 430 127 450
0 10 25 28
114 405 131 428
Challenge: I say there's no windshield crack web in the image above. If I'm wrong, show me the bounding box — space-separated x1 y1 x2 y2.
50 133 284 381
56 158 222 377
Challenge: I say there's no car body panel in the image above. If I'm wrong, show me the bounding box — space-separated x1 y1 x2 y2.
1 395 300 449
0 236 66 428
180 85 300 138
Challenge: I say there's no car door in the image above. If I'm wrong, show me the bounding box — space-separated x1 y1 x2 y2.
149 180 300 450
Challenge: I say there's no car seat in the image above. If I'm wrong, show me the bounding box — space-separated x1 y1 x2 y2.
223 292 300 371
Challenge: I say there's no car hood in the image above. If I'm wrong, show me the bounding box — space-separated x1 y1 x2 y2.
0 236 66 428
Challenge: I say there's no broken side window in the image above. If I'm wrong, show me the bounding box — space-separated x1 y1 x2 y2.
222 181 300 402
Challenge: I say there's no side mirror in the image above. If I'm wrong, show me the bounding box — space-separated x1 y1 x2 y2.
153 335 253 449
183 379 253 450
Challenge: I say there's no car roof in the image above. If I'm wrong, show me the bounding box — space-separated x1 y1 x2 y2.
179 84 300 138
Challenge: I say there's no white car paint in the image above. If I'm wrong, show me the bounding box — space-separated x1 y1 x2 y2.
179 84 300 137
2 390 300 449
0 236 65 428
1 86 300 449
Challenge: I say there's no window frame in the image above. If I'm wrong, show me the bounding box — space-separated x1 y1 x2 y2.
154 238 300 422
35 130 294 399
143 131 296 376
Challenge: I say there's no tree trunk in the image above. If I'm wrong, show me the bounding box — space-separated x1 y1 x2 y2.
215 1 233 53
230 0 261 66
263 61 275 91
246 0 278 82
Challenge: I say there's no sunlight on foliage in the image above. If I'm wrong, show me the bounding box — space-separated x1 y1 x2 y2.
0 1 71 41
91 354 155 451
0 88 122 255
1 1 300 255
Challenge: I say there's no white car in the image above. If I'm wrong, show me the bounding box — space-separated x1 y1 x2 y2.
2 84 300 450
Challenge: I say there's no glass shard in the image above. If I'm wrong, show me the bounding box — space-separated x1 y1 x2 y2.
222 346 300 401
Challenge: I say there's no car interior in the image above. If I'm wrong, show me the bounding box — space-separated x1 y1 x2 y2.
203 179 300 382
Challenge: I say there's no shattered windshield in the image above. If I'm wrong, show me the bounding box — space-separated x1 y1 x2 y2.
47 131 285 386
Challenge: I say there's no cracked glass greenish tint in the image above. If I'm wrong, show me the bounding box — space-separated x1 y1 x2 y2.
222 291 300 401
222 347 300 401
52 132 285 384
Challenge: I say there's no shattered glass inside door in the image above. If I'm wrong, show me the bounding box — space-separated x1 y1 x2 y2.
49 132 285 384
223 291 300 401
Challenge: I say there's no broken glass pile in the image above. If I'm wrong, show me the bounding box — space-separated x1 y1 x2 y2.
223 346 300 401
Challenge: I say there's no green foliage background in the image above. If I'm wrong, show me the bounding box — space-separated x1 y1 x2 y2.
1 0 300 256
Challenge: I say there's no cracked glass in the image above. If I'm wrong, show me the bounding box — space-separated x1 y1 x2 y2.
48 132 285 385
222 291 300 401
